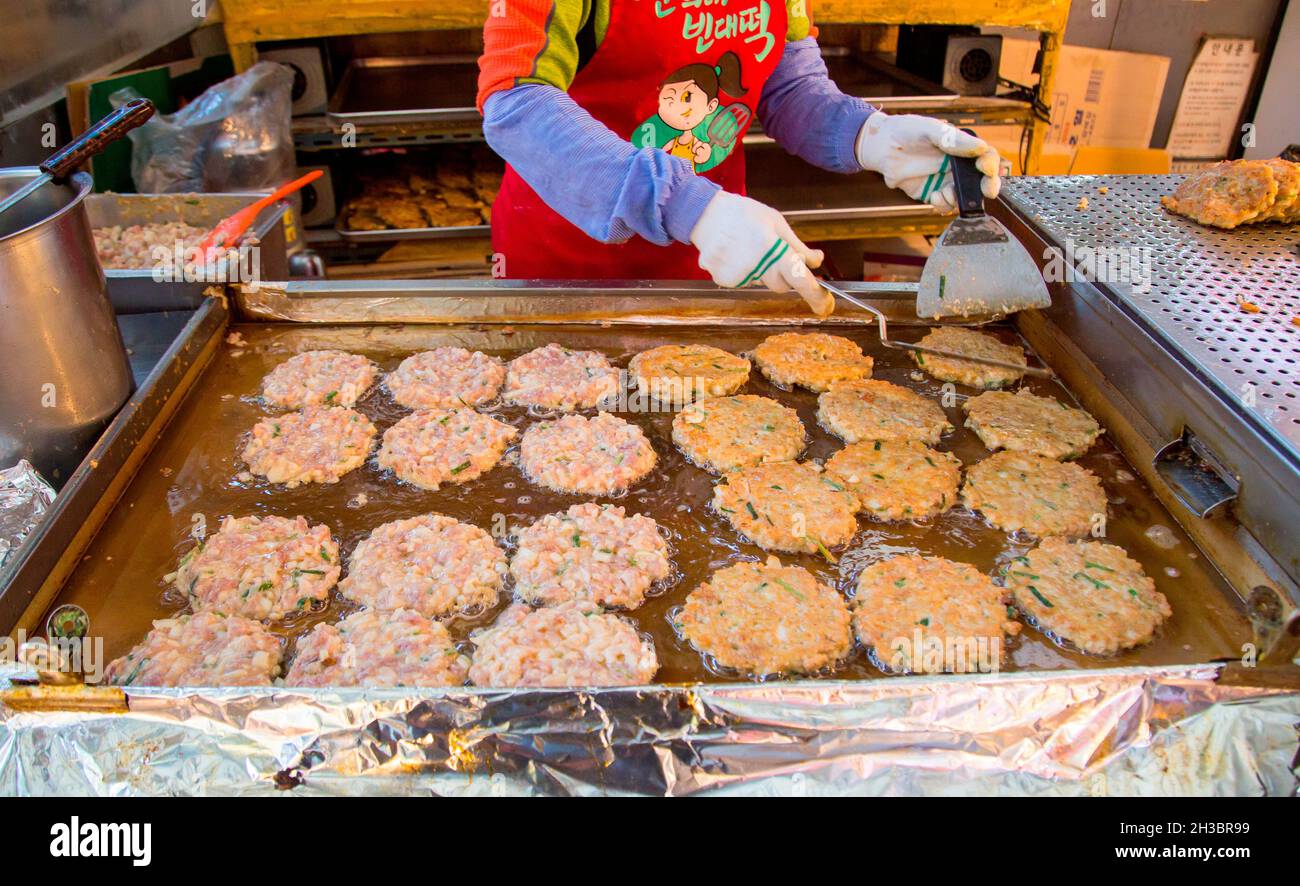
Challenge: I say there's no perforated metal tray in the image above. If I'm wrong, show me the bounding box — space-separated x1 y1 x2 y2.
1000 175 1299 449
995 174 1300 590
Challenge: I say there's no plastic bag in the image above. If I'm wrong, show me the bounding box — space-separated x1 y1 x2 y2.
112 62 296 194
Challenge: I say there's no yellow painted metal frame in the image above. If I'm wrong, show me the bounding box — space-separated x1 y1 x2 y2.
221 0 490 70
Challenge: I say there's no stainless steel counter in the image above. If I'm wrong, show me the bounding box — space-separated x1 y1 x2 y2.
995 175 1300 596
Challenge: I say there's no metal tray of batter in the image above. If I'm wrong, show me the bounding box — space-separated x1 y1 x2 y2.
28 284 1253 684
86 192 291 290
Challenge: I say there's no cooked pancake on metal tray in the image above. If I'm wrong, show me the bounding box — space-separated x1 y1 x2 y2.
672 394 805 473
961 451 1107 538
851 555 1019 675
963 388 1102 460
825 439 960 521
712 461 860 555
751 332 873 392
677 556 852 677
817 378 953 445
1004 537 1171 655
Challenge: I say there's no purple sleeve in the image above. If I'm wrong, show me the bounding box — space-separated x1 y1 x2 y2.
757 37 876 174
481 84 719 245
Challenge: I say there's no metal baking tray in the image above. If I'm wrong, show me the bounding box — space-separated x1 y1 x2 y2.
332 146 496 242
1 281 1294 796
86 192 291 296
336 222 490 242
746 140 939 223
25 285 1253 682
327 56 481 127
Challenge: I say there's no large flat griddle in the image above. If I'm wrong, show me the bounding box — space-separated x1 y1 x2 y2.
41 300 1249 680
1 282 1294 797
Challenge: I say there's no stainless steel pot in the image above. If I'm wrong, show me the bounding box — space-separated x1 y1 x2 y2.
0 168 132 486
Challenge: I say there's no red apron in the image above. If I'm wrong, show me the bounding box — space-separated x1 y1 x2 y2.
492 0 787 279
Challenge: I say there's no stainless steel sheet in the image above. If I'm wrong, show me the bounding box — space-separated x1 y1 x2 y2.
235 279 933 325
995 175 1300 591
326 56 481 127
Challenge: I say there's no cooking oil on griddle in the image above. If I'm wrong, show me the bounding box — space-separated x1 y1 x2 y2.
49 322 1251 683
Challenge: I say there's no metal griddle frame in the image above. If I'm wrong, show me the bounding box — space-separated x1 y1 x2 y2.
0 276 1295 800
3 276 1295 667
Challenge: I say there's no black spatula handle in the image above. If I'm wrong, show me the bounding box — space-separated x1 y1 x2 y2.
41 98 155 180
951 128 986 219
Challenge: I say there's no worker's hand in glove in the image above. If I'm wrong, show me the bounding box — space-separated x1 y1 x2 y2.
855 112 1002 213
689 190 833 316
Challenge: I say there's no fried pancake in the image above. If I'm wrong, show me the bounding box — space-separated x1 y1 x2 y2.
678 557 852 677
374 199 427 230
1004 538 1171 655
912 327 1026 389
1257 159 1300 223
1160 160 1278 229
421 199 484 228
441 187 482 209
963 389 1103 460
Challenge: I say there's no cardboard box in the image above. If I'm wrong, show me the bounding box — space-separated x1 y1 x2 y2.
980 39 1170 174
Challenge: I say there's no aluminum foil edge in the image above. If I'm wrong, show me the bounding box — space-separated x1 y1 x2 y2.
1 664 1296 796
0 460 56 573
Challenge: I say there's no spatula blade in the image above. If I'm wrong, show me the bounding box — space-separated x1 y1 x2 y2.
917 215 1050 319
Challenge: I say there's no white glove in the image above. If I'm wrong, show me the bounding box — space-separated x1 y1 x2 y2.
689 190 832 316
855 112 1002 213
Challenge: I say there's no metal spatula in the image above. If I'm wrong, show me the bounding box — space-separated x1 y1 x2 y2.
916 139 1050 320
818 279 1054 380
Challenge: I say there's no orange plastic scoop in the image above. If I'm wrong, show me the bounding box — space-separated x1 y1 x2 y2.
198 169 323 253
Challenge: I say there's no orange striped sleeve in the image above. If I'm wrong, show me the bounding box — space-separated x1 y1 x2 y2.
477 0 591 112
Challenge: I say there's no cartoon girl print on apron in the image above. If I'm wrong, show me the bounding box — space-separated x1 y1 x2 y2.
640 52 751 173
